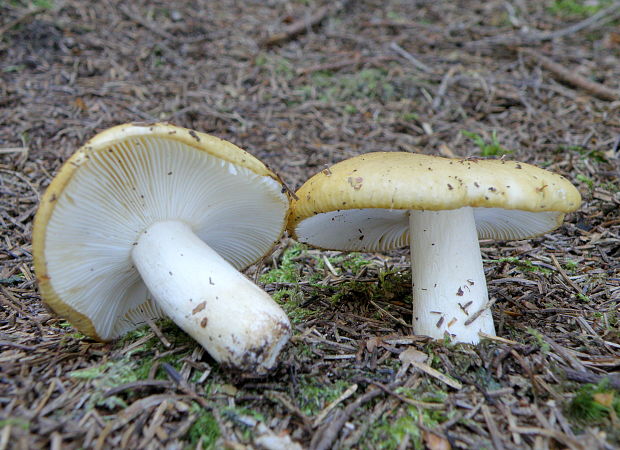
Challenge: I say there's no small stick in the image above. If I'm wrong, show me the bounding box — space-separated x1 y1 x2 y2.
32 382 56 417
261 1 350 47
322 255 339 277
311 381 403 450
520 48 620 102
0 421 10 450
0 147 28 155
497 402 522 446
509 426 584 450
564 368 620 390
549 254 583 295
103 380 173 398
482 404 505 450
432 66 458 110
312 383 358 427
464 297 497 326
389 42 433 73
267 391 313 428
119 5 176 41
540 334 588 373
466 2 620 48
298 55 394 75
146 318 172 348
613 134 620 154
535 2 620 41
478 331 518 345
370 300 410 327
408 360 463 390
118 5 206 44
370 381 445 409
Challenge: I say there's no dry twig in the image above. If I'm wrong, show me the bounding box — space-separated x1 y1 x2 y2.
261 1 350 47
466 2 620 48
520 48 620 102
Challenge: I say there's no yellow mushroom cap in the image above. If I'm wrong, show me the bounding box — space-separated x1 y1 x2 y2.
33 123 289 341
288 152 581 251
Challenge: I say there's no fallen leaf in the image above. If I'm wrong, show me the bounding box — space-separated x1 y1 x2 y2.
423 430 451 450
593 392 614 408
255 423 303 450
220 384 238 396
439 144 456 158
603 31 620 48
73 97 88 111
398 347 428 364
366 336 381 352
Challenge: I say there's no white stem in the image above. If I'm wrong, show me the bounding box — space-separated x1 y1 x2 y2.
409 207 495 344
131 220 291 373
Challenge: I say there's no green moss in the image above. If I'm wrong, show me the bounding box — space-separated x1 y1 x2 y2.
599 181 619 193
69 358 143 409
401 112 420 122
606 307 618 329
186 403 220 448
491 257 553 275
577 293 592 303
297 68 413 103
549 0 612 17
386 10 404 20
560 145 609 163
9 0 54 9
271 287 314 324
115 324 153 349
256 54 296 80
2 65 26 73
0 274 25 285
567 381 620 426
564 260 578 272
261 244 317 323
0 418 30 430
576 173 595 189
295 343 315 359
341 253 373 274
527 328 551 353
260 244 304 284
344 104 358 114
70 321 196 409
395 386 448 406
367 405 449 450
298 378 351 416
462 130 512 157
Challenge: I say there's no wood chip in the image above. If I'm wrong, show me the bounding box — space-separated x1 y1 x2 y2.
408 360 462 390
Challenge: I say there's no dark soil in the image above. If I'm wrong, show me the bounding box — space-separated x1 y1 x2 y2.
1 0 619 449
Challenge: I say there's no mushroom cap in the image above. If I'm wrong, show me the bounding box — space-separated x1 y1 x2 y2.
33 123 290 340
288 152 581 251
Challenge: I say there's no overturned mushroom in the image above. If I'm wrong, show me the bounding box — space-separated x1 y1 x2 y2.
287 152 581 344
33 123 292 373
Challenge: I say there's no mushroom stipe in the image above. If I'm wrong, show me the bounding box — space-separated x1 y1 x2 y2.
287 152 581 344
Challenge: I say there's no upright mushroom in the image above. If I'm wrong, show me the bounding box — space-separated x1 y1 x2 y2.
33 123 292 373
287 152 581 344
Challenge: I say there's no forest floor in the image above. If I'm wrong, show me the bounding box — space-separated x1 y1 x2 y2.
1 0 619 449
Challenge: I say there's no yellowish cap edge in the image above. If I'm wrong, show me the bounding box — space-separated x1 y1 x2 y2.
33 122 289 341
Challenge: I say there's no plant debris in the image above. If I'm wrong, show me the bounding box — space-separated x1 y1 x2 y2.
1 0 619 448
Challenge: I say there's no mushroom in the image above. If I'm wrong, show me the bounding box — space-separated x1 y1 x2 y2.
33 123 292 373
287 152 581 344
